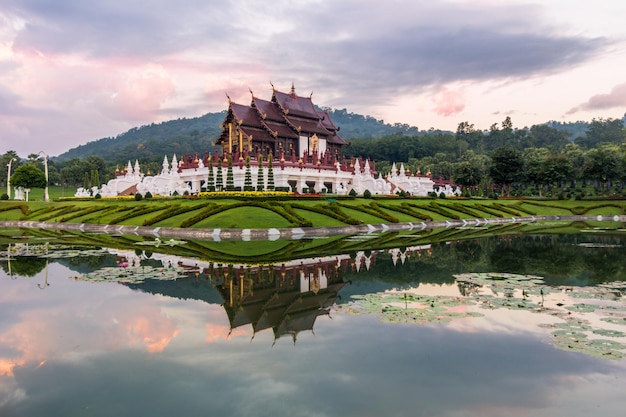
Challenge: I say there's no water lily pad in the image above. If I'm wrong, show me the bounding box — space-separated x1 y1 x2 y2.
565 303 599 313
592 329 626 338
71 265 187 283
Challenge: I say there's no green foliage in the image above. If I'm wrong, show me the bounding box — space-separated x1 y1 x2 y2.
256 155 264 191
142 202 206 226
290 202 362 225
244 156 252 190
378 203 433 221
489 147 524 196
215 161 223 191
55 112 226 163
1 194 8 200
363 189 372 198
267 154 275 191
135 193 143 201
11 164 47 190
335 201 398 223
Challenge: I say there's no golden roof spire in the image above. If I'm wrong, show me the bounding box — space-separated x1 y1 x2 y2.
290 82 296 95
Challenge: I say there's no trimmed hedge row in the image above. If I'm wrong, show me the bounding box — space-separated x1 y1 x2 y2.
443 203 483 218
334 202 399 223
509 203 537 215
179 201 313 228
469 204 504 217
142 202 208 226
0 204 30 216
108 205 169 224
404 202 460 220
21 205 61 220
376 203 433 221
488 203 522 217
59 206 119 223
290 202 363 225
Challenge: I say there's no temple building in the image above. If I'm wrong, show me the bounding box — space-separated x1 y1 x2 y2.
217 84 347 162
79 84 460 198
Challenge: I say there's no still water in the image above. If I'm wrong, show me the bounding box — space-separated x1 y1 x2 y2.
1 230 626 417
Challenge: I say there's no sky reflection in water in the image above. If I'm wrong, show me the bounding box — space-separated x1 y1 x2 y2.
1 235 626 417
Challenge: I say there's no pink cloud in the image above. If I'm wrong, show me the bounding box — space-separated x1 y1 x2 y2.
95 65 176 122
432 87 466 117
567 82 626 114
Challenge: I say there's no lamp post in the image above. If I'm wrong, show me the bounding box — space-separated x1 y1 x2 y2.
38 151 49 202
7 157 16 199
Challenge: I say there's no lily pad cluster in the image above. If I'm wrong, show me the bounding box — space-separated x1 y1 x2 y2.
1 244 109 260
335 292 483 324
71 265 187 283
337 272 626 360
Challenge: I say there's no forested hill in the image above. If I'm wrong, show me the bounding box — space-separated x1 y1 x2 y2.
54 107 623 165
55 112 227 163
54 108 428 163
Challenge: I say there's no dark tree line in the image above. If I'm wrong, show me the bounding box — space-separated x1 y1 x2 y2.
2 112 624 198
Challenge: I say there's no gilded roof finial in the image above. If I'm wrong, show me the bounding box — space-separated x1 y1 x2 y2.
248 87 254 97
225 93 232 103
290 82 296 95
270 81 275 91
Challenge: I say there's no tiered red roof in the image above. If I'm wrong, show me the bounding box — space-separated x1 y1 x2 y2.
217 84 346 156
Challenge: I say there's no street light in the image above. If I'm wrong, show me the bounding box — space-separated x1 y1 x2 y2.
7 157 16 199
38 151 49 202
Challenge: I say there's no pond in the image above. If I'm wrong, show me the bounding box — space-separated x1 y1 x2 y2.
1 223 626 417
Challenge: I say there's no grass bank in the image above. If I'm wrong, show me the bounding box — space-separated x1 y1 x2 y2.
1 192 625 230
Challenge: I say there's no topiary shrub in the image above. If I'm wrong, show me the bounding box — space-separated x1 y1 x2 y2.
94 193 102 199
1 193 9 200
348 189 357 197
439 192 446 199
134 193 143 201
363 189 372 198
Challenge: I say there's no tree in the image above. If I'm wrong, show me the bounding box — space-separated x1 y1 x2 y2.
0 151 21 187
582 145 622 195
576 117 625 149
267 154 275 191
244 156 253 191
215 158 223 191
542 155 573 195
489 147 524 196
523 148 550 196
11 164 46 190
453 161 483 194
529 124 570 149
256 155 264 191
206 157 215 191
226 156 234 191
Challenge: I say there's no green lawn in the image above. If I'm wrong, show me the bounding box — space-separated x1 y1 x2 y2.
1 195 624 229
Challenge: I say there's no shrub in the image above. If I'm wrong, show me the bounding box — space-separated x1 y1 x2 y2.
348 189 357 197
134 193 143 201
438 192 446 199
363 189 372 198
144 191 153 199
95 193 102 199
1 193 9 200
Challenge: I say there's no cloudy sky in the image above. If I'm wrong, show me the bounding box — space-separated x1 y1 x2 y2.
1 0 625 157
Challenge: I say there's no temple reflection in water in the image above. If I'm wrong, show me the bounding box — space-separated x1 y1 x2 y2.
103 245 430 342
